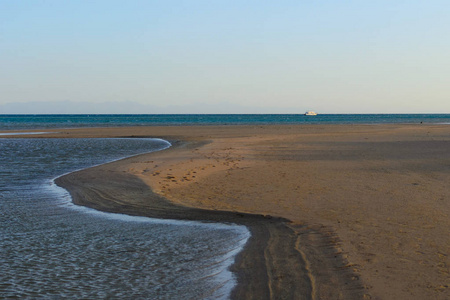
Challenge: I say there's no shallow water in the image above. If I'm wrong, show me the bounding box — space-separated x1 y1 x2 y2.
0 138 249 299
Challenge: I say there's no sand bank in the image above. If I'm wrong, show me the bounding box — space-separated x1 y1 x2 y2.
7 124 449 299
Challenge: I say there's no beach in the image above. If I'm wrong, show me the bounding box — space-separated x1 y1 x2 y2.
11 124 449 299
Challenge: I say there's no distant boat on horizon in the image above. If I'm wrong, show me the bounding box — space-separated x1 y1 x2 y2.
304 111 318 116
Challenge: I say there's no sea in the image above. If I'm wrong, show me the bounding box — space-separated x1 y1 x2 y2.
1 114 449 299
0 114 450 130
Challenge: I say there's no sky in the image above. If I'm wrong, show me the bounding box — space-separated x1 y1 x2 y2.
1 0 449 114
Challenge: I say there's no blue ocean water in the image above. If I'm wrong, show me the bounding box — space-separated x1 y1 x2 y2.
0 137 249 299
0 114 449 130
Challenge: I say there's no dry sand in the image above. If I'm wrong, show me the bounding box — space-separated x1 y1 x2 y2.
5 124 449 299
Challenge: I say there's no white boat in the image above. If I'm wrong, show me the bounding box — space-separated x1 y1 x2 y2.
304 111 317 116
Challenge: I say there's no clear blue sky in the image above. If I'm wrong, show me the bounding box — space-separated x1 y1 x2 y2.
1 1 449 113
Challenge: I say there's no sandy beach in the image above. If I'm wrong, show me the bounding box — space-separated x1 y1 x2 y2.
7 124 449 299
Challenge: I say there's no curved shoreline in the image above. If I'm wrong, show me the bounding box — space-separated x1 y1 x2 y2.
51 142 251 299
54 138 364 300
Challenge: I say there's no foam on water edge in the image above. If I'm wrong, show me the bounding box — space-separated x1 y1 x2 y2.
0 131 52 136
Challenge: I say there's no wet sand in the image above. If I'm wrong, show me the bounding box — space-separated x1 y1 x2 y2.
5 124 449 299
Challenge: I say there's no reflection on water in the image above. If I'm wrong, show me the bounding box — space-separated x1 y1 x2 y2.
0 138 249 299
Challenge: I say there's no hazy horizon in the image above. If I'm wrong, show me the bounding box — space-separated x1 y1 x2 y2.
1 1 449 114
0 100 449 115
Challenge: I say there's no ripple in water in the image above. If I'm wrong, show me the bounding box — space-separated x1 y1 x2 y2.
0 138 249 299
